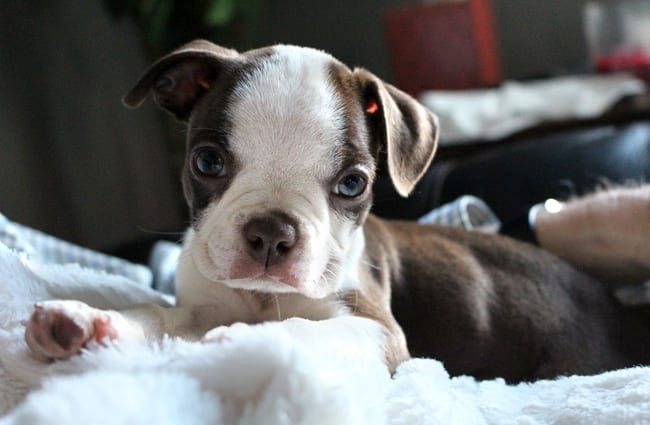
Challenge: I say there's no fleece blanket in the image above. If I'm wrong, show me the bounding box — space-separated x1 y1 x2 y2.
1 243 650 424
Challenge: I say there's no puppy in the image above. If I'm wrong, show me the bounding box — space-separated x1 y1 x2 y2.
24 40 650 383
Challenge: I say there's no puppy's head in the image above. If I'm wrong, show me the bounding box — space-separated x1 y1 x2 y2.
125 40 438 298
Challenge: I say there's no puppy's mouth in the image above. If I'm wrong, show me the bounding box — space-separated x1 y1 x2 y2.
225 260 309 294
221 275 303 294
220 258 340 299
193 241 322 295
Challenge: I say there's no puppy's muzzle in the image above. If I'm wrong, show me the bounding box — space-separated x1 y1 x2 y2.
243 212 298 267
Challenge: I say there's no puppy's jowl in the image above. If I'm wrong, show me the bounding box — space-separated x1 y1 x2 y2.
25 40 650 382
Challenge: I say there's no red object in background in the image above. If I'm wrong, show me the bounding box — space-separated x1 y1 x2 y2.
384 0 502 97
596 49 650 82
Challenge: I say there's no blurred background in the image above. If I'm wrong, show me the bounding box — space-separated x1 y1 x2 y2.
1 0 649 258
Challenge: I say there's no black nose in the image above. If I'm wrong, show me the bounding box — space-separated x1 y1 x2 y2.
243 213 298 267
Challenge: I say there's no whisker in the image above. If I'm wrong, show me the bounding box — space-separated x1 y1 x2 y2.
134 226 187 244
327 237 345 254
360 259 380 271
322 262 339 277
183 127 230 137
188 126 224 133
273 294 282 321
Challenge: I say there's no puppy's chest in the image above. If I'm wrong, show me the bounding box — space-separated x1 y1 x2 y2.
179 280 350 324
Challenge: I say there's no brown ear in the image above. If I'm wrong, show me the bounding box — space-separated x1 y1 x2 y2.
353 68 439 197
123 39 239 121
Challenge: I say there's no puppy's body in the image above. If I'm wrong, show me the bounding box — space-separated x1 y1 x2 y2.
378 219 650 381
24 41 650 383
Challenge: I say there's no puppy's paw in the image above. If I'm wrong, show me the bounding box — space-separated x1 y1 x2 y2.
201 322 250 344
24 300 117 361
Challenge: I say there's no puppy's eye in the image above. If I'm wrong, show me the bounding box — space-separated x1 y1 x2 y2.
193 147 226 177
334 173 367 198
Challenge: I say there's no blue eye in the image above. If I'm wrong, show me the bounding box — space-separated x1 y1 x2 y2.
335 173 367 198
193 147 226 177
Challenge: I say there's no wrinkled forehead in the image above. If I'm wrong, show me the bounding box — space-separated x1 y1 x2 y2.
190 46 371 179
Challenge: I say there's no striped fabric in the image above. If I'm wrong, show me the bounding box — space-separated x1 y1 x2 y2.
0 212 152 286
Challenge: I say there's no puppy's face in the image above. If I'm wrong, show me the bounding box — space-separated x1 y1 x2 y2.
124 41 438 299
185 47 375 298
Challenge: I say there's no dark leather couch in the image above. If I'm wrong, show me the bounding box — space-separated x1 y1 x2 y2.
372 119 650 242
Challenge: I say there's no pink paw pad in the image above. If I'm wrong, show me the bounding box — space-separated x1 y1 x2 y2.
24 301 118 361
93 316 119 345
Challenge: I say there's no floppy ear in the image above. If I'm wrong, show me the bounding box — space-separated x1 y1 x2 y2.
353 68 439 197
123 39 239 121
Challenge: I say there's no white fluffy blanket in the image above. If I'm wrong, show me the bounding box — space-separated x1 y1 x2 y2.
1 243 650 424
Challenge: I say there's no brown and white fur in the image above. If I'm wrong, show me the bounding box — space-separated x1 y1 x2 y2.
24 40 650 383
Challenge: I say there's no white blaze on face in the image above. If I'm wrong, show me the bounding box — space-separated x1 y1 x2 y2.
188 45 366 298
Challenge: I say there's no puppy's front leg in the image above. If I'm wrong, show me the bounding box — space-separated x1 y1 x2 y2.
24 301 226 361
